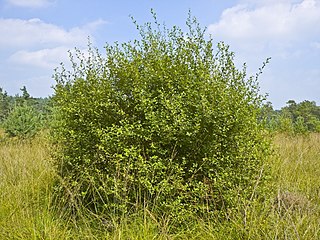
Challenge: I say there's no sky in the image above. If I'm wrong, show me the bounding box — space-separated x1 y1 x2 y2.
0 0 319 109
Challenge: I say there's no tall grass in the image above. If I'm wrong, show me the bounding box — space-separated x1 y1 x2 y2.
0 131 319 239
269 133 320 239
0 132 70 239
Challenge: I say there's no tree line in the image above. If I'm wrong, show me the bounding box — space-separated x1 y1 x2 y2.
1 85 319 138
261 100 320 134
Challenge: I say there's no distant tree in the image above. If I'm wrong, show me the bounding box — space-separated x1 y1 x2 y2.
275 100 320 133
20 86 30 100
278 114 294 133
0 88 8 121
296 101 320 131
0 85 51 137
299 101 317 131
0 87 13 122
294 116 308 134
15 86 32 106
3 103 42 138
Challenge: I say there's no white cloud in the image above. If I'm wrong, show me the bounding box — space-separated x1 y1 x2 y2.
207 0 320 108
206 0 320 73
208 0 320 47
0 18 107 49
0 17 107 67
6 0 54 8
8 46 93 70
8 46 70 69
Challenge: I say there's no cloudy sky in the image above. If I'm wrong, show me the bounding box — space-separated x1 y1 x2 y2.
0 0 319 109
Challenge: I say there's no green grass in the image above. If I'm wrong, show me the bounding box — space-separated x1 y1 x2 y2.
0 133 70 239
0 131 319 239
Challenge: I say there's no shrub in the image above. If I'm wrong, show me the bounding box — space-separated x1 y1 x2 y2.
52 12 271 221
3 103 42 138
294 116 308 134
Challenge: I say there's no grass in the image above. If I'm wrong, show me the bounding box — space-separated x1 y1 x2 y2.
0 132 70 239
0 131 319 239
269 133 320 239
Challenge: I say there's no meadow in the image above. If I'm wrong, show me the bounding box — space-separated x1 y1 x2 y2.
0 131 319 239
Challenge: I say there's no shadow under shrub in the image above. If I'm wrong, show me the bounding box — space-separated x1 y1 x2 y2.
51 12 272 224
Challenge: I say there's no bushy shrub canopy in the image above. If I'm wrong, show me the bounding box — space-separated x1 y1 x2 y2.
52 13 271 220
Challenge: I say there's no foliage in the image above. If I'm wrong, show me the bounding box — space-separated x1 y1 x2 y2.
52 12 271 221
0 87 13 122
3 103 42 138
261 100 320 134
0 85 51 138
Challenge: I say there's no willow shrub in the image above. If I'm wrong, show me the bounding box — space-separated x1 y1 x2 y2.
52 13 271 222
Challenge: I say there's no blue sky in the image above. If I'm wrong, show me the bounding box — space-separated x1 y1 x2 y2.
0 0 319 109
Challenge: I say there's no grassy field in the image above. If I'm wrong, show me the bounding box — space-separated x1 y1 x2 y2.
0 131 319 239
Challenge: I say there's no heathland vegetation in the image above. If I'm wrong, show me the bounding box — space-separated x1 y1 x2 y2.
0 129 319 239
0 13 319 239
